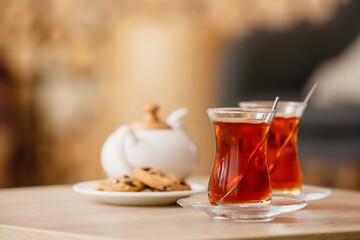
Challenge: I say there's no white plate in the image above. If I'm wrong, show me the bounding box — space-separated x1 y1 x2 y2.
272 185 332 201
73 180 207 206
177 195 307 222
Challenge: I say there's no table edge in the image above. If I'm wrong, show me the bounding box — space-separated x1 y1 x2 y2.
0 223 359 240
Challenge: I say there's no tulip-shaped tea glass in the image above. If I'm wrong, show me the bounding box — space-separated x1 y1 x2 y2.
239 101 306 193
207 108 276 205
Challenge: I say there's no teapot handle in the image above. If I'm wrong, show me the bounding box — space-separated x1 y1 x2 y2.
100 125 135 176
166 107 188 129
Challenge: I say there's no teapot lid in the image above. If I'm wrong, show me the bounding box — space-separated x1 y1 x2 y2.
131 104 171 130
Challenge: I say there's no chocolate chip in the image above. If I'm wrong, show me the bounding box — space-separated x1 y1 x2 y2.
124 175 130 178
112 179 120 184
163 186 167 191
142 167 151 171
125 181 136 187
180 180 186 186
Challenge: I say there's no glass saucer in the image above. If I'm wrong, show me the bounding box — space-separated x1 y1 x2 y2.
177 195 307 222
272 185 332 201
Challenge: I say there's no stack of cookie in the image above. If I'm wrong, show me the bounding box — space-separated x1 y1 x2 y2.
95 166 191 192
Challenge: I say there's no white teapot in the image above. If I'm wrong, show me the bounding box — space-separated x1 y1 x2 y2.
101 104 198 179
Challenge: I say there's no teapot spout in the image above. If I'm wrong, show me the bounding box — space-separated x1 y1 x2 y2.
166 108 188 129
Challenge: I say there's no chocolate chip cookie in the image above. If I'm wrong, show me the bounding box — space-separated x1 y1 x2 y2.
173 180 191 191
94 175 144 192
133 166 182 191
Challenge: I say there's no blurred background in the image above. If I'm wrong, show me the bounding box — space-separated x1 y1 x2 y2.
0 0 359 190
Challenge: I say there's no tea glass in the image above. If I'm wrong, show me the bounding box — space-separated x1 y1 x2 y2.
239 101 306 193
207 108 276 205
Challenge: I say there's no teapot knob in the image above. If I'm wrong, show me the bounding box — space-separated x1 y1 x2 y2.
131 104 171 129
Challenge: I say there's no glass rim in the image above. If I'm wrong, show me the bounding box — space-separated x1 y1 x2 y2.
239 101 306 107
207 107 276 114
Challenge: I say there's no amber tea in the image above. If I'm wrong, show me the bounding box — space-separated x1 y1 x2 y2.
207 108 276 205
267 116 302 191
239 102 306 193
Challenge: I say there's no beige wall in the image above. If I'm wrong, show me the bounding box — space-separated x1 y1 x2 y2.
0 0 344 187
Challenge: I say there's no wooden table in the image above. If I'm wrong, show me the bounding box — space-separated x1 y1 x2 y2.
1 178 360 240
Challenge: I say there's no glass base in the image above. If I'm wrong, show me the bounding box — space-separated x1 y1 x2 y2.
211 198 271 206
272 185 332 201
177 195 307 222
